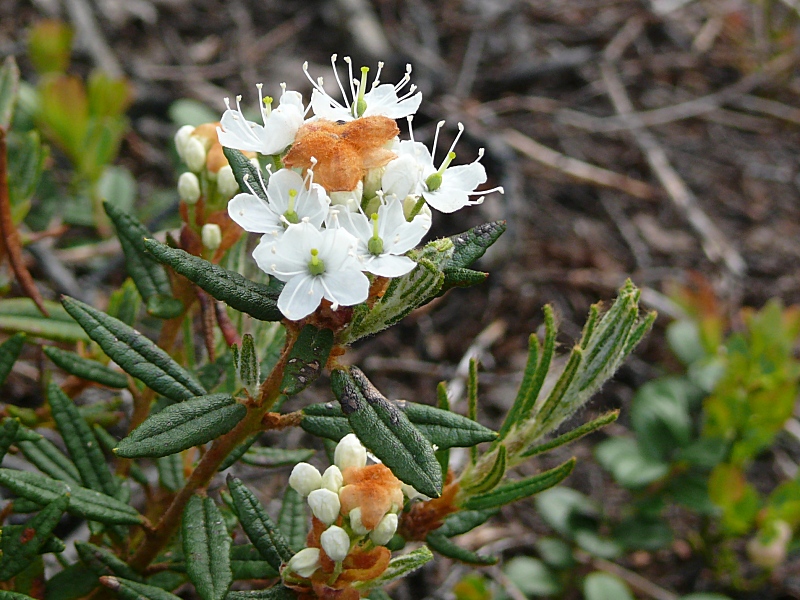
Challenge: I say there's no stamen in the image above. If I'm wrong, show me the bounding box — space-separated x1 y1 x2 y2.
406 116 415 142
397 84 418 102
431 121 446 163
303 61 347 111
468 185 504 196
330 54 351 110
319 277 339 311
372 61 384 90
443 123 465 168
344 57 357 105
255 84 269 122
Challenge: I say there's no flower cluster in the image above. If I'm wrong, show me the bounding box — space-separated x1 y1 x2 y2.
216 56 503 321
282 434 406 589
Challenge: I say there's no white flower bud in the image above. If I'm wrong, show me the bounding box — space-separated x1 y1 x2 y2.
289 463 322 497
747 520 792 570
177 172 201 205
201 224 222 251
285 547 320 578
402 195 431 221
217 165 239 198
174 125 195 161
334 434 367 471
363 167 384 199
320 525 350 562
349 508 370 535
369 512 398 546
307 488 341 525
383 155 420 199
320 465 343 492
184 136 207 173
329 181 363 212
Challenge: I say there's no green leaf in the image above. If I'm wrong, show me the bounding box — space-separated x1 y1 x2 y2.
0 592 38 600
230 544 279 580
62 296 206 401
107 279 142 326
0 56 20 129
631 378 693 462
0 468 142 525
426 533 496 565
437 221 506 296
116 394 246 459
535 487 598 538
47 383 120 498
504 556 562 597
222 148 268 202
0 418 20 463
331 367 442 498
277 487 307 553
225 585 295 600
157 453 184 492
302 400 496 450
534 345 583 427
217 433 260 472
143 239 283 322
583 572 634 600
16 429 82 485
434 509 499 538
226 475 293 571
44 346 128 388
522 411 619 458
92 425 148 486
461 445 506 494
170 99 219 127
183 495 232 600
462 458 576 510
241 447 315 469
353 546 433 590
0 299 89 343
0 333 24 387
594 437 669 489
280 325 333 396
44 563 99 600
104 202 183 319
76 541 144 582
239 334 259 392
100 576 184 600
535 538 575 569
0 495 68 580
98 166 136 214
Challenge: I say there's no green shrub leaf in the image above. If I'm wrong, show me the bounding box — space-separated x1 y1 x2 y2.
44 346 128 388
426 533 497 565
277 487 307 553
230 545 279 580
280 325 333 396
0 333 24 387
100 577 183 600
0 299 89 343
434 509 499 538
463 458 576 510
0 495 68 580
76 541 144 582
223 147 268 202
182 495 232 600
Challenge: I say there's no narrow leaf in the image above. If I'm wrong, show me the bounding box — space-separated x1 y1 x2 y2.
47 383 119 497
76 541 143 582
0 333 24 387
0 592 37 600
44 563 99 600
497 333 539 439
157 453 184 492
218 433 260 472
277 487 307 553
62 296 206 401
435 509 499 538
241 447 314 469
0 468 142 525
444 221 506 270
227 475 294 570
0 418 20 463
222 147 268 202
239 334 259 390
16 430 82 485
100 577 183 600
0 299 88 342
0 56 20 128
522 411 619 458
518 305 557 421
144 239 283 322
353 546 434 590
226 585 295 600
280 325 333 396
44 346 128 388
535 345 583 426
230 544 280 580
332 367 442 498
0 495 68 580
461 445 506 494
462 458 576 510
104 202 183 319
426 533 497 565
183 495 232 600
92 425 149 486
439 267 488 295
116 394 246 459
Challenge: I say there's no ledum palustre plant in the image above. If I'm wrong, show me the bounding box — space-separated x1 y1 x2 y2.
0 55 654 600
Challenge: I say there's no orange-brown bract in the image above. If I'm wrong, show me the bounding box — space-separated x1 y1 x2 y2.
284 116 400 192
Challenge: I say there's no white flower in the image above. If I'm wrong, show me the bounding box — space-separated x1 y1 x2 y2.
285 547 320 578
332 196 430 277
334 434 367 471
229 167 329 249
349 508 370 535
308 488 341 525
177 172 201 204
289 462 322 497
320 525 351 562
260 222 368 321
320 465 343 492
217 165 240 198
304 55 421 121
201 224 222 251
217 83 305 155
369 513 398 546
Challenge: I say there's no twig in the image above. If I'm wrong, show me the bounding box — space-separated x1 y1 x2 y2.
600 62 746 276
214 301 240 348
732 94 800 127
502 128 659 201
63 0 123 77
27 240 90 303
603 15 646 63
599 194 652 270
453 28 487 99
196 289 216 363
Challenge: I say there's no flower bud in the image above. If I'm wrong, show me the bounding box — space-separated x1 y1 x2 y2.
289 463 322 497
285 547 320 578
402 195 431 221
329 181 362 212
201 224 222 251
320 525 350 562
174 125 195 161
369 512 398 546
184 136 207 173
747 520 792 570
307 488 341 525
383 155 419 199
363 167 384 199
334 434 367 471
349 507 370 535
177 172 201 205
320 465 343 492
217 165 240 198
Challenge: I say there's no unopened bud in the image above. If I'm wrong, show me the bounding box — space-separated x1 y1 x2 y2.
364 167 384 199
402 195 431 221
382 155 418 199
285 547 320 578
184 136 207 173
201 224 222 251
320 465 343 492
177 172 201 205
349 508 370 535
289 463 322 497
307 488 340 525
369 512 398 546
320 525 350 562
329 181 363 212
334 434 367 471
217 165 240 198
174 125 195 161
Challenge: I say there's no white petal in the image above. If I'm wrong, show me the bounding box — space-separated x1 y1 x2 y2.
266 169 306 213
228 193 281 233
320 270 369 308
422 188 469 213
251 234 282 273
277 274 324 320
364 85 422 119
310 89 352 121
442 162 487 193
217 111 266 153
382 154 422 199
380 199 431 254
318 227 360 271
337 209 372 248
363 254 416 277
